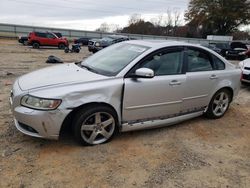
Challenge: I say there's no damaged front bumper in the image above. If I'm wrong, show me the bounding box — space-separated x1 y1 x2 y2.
12 106 68 140
9 80 71 140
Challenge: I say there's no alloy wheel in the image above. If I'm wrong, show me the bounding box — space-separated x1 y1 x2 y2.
212 91 229 117
80 112 115 145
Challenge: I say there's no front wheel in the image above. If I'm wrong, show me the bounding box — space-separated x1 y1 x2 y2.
205 89 231 119
32 42 40 49
75 48 80 53
58 43 66 49
73 106 118 146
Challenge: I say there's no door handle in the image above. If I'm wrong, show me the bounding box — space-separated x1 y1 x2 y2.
210 74 218 80
169 80 181 86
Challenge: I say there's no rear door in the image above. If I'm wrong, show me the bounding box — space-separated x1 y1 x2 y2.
182 47 219 112
122 47 186 123
36 32 47 45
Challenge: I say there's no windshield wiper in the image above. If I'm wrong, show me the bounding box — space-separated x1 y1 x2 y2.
81 64 100 74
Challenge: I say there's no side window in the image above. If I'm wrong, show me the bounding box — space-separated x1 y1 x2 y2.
140 49 183 76
47 33 55 38
35 32 46 38
212 55 225 70
187 49 213 72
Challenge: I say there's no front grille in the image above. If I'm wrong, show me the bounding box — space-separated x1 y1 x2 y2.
18 122 38 133
244 67 250 70
88 41 94 45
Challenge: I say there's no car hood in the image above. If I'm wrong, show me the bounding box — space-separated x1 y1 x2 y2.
90 38 101 42
18 63 107 91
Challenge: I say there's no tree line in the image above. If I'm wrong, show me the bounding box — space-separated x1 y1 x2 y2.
96 0 250 40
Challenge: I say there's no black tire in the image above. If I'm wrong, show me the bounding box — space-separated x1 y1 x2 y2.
75 48 80 53
239 55 246 61
32 42 40 49
73 105 118 146
241 81 250 86
58 43 66 49
205 89 232 119
64 48 69 53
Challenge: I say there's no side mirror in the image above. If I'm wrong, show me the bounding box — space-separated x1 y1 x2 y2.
135 68 154 78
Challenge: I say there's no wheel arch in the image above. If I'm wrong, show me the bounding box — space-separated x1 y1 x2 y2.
212 86 234 103
59 102 120 137
32 40 40 45
58 42 67 47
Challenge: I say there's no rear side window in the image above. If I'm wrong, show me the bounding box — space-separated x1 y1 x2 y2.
35 32 46 38
187 49 213 72
212 55 225 70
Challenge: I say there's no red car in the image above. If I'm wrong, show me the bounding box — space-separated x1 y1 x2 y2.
28 32 68 49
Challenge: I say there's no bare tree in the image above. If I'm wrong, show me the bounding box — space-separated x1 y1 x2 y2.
109 24 121 33
157 14 163 26
163 9 173 35
174 9 180 27
165 9 173 27
96 22 110 32
128 14 142 25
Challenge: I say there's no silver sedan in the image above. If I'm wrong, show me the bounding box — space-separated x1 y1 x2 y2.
10 40 241 145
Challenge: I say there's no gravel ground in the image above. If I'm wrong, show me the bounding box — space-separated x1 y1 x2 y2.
0 39 249 188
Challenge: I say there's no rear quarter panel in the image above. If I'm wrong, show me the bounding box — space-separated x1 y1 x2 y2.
210 68 241 102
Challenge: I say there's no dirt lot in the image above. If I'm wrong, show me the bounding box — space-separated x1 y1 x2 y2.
0 39 249 188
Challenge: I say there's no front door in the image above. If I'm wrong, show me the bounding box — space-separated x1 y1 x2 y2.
46 33 57 46
122 47 186 123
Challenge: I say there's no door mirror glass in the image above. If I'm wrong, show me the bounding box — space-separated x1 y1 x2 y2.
135 68 154 78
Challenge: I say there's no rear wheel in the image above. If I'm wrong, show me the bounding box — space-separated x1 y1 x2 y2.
64 48 69 53
32 42 40 49
205 89 231 119
73 106 118 146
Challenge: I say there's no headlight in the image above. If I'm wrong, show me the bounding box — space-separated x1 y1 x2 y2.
95 42 100 47
21 95 61 110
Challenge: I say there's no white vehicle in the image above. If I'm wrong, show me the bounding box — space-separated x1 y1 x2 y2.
10 40 241 146
239 59 250 83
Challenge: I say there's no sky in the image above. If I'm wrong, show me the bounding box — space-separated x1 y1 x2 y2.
0 0 189 31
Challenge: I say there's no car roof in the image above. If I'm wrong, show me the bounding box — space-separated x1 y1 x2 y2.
125 40 202 49
107 35 128 39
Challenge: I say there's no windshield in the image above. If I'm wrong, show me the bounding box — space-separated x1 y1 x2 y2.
81 43 149 76
101 37 113 41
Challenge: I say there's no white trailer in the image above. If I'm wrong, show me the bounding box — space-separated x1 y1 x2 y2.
207 35 233 41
